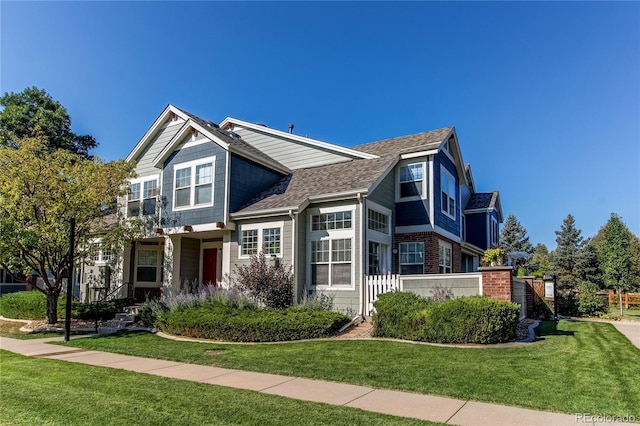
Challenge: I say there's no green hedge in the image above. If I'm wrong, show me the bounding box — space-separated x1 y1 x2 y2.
373 292 520 344
156 304 351 342
0 291 134 321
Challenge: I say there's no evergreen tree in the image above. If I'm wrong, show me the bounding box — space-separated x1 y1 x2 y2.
500 213 533 271
529 243 551 278
577 240 603 288
551 214 584 291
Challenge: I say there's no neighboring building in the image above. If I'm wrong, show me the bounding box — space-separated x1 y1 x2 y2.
82 105 502 313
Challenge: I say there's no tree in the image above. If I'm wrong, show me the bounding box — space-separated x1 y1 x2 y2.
550 214 585 291
0 136 134 323
529 243 551 278
595 214 640 315
0 87 96 157
499 213 533 271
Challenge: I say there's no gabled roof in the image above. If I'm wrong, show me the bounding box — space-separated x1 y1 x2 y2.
231 155 398 217
126 104 189 162
220 117 378 161
465 191 503 222
352 126 454 157
151 109 290 174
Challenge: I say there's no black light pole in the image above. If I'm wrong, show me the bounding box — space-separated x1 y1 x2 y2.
65 218 76 342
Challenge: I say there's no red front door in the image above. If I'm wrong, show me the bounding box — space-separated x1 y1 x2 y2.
202 248 218 286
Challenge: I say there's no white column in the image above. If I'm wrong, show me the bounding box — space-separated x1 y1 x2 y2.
163 234 182 298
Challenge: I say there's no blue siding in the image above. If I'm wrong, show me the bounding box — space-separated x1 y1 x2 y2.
466 212 487 249
396 199 429 226
161 140 227 226
434 151 459 235
229 155 285 212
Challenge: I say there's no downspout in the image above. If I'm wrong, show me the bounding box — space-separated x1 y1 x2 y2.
358 193 365 317
288 209 296 304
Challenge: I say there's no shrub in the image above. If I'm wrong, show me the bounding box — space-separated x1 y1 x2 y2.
577 282 607 317
0 291 50 319
373 292 520 344
71 298 136 320
418 296 519 344
556 291 579 316
296 291 335 312
233 251 294 309
372 291 432 339
156 304 350 342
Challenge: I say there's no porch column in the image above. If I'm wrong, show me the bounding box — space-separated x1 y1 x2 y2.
479 266 513 302
163 234 182 298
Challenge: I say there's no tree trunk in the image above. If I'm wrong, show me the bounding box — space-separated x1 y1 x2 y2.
619 287 623 317
46 291 60 324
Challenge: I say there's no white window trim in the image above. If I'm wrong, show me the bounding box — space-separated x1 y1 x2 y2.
397 160 427 202
127 175 160 218
438 240 453 274
491 217 499 247
238 221 285 259
399 242 424 275
440 167 456 220
172 156 215 211
366 201 392 238
307 206 356 290
134 243 163 285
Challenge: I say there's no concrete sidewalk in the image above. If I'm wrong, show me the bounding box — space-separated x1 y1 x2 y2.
1 336 637 426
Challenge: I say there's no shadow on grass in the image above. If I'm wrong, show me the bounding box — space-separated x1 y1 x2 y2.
535 321 575 340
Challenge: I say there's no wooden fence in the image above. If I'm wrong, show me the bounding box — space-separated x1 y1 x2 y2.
608 291 640 308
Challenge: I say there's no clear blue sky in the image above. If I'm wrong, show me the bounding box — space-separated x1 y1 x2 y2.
1 1 638 249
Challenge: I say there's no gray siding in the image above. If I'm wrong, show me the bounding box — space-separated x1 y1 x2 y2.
161 138 227 227
401 274 481 299
367 169 395 210
229 216 294 272
234 126 353 170
180 237 200 285
134 123 182 178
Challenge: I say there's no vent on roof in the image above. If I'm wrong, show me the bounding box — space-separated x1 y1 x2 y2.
206 121 219 129
226 130 241 138
288 124 294 134
255 122 267 127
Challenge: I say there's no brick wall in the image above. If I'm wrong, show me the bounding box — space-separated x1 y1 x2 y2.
394 232 462 274
479 266 513 302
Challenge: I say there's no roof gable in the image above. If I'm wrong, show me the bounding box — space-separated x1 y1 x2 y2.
126 104 188 163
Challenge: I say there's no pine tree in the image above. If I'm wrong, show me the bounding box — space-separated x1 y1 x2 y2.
551 214 584 291
529 243 551 278
500 213 533 271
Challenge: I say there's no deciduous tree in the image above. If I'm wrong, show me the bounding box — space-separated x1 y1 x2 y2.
0 137 134 323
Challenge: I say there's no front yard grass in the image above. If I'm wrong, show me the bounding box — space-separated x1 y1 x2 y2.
53 320 640 418
0 351 437 426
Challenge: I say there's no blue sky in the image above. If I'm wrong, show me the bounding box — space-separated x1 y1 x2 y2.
1 1 638 249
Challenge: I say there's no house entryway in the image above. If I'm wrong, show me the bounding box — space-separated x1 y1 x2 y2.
202 248 218 286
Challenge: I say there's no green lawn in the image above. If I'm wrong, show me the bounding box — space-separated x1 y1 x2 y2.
53 320 640 418
609 307 640 322
0 351 437 426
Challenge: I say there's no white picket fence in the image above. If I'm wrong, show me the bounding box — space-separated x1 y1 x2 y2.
364 274 401 316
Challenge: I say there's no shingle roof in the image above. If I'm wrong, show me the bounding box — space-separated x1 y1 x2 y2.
465 192 499 210
175 107 289 172
233 155 397 214
352 127 454 157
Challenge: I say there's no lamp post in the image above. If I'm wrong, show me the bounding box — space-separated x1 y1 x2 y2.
64 218 76 342
543 274 558 321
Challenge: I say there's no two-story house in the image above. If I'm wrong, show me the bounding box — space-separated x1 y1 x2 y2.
87 104 502 313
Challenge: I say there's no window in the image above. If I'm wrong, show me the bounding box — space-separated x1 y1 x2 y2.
263 228 281 255
439 240 452 274
368 209 389 234
241 229 258 256
311 211 352 231
461 214 466 241
240 223 283 257
369 241 381 275
441 168 456 218
136 249 162 283
173 157 214 209
311 238 352 286
399 242 424 274
491 217 499 246
90 242 112 263
128 177 158 217
399 163 424 198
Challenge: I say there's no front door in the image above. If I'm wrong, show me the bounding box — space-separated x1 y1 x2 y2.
202 248 218 286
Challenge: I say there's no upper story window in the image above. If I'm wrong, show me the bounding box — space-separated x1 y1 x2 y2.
368 209 389 235
440 168 456 219
491 217 499 247
240 223 283 258
399 163 424 199
399 242 424 275
173 157 215 210
311 211 352 231
128 177 159 217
